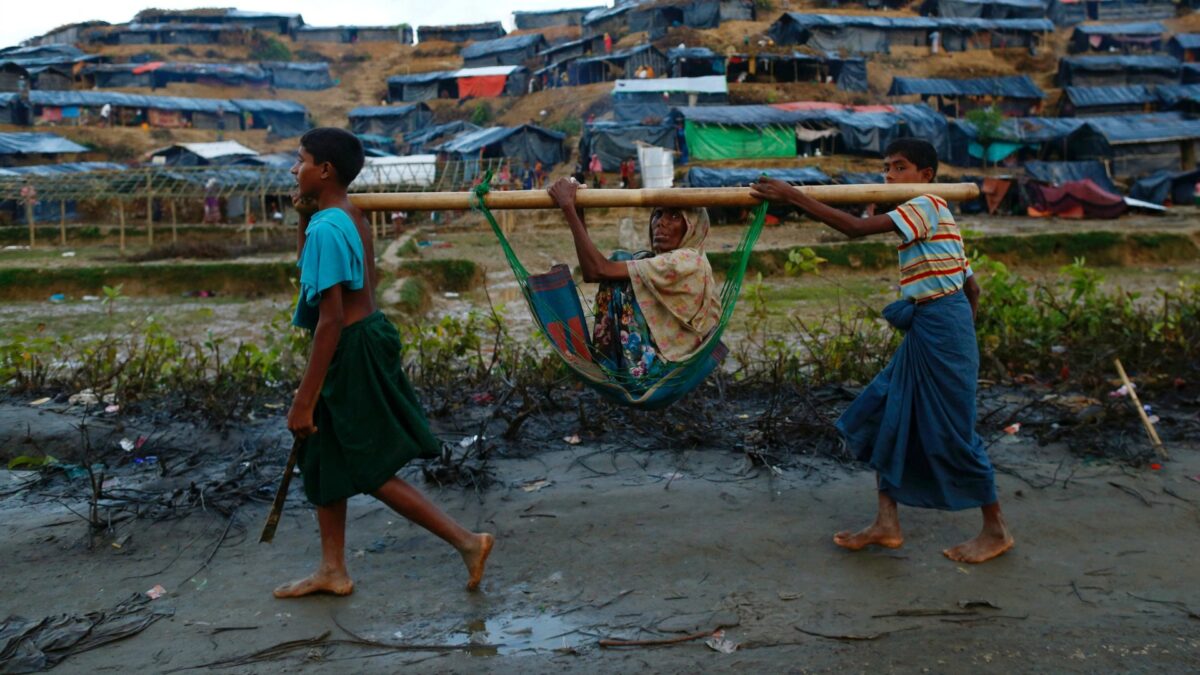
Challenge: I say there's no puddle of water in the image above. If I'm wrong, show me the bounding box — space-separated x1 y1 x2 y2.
442 613 583 656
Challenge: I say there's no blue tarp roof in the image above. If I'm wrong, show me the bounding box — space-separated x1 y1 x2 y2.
539 36 599 56
889 75 1044 98
937 0 1046 6
0 44 86 59
956 116 1085 143
229 99 307 114
1078 112 1200 144
576 44 662 66
0 161 124 176
776 12 1053 31
668 47 720 60
0 132 88 155
387 70 450 85
461 33 544 59
348 103 428 119
1156 84 1200 106
686 167 832 187
675 105 805 125
29 90 233 113
1060 55 1180 72
404 120 480 146
434 124 565 154
1024 160 1116 192
583 3 639 25
260 61 331 73
1171 34 1200 49
1072 22 1164 36
1065 85 1156 107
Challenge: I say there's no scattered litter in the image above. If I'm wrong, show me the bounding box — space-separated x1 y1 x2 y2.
1109 383 1135 398
1150 463 1162 471
1148 415 1160 425
704 630 739 654
1051 345 1066 354
61 251 76 258
183 290 217 298
133 456 158 465
263 402 284 409
443 292 461 299
7 455 57 470
112 534 131 549
119 438 136 452
659 471 686 481
81 295 99 301
470 392 494 405
3 245 30 250
30 397 51 406
392 630 404 640
1003 423 1021 434
562 434 581 445
459 434 485 448
417 240 452 249
146 584 167 600
778 591 802 601
102 393 117 404
48 293 65 303
68 389 99 405
191 578 208 592
520 479 552 493
958 600 1001 610
105 404 120 414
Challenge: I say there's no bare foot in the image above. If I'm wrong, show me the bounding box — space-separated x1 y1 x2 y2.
273 568 354 599
833 523 904 551
460 533 494 591
943 530 1014 564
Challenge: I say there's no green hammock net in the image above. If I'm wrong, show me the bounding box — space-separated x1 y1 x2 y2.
472 179 768 409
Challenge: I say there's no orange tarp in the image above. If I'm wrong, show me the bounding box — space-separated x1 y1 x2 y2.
457 75 507 98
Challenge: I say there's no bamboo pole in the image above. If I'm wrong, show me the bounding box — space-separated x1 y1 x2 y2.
245 194 252 246
117 199 126 254
347 183 981 212
1113 358 1168 459
25 200 35 248
59 200 66 246
170 200 178 244
146 172 154 247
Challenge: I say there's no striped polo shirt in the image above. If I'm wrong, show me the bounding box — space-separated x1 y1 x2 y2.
887 194 973 304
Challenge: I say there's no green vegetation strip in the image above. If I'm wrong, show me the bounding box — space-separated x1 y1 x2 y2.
709 231 1199 275
0 262 296 300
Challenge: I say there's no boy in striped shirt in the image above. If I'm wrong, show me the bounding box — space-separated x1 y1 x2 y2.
751 139 1013 564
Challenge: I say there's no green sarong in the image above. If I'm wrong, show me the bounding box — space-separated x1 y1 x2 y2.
300 311 441 506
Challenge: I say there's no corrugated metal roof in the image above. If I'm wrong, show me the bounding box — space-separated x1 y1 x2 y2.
1064 85 1156 107
667 47 720 60
175 141 259 159
778 12 1053 32
1073 22 1164 36
1078 112 1200 144
0 161 124 176
230 98 307 114
461 34 545 59
0 132 88 155
889 75 1044 98
613 75 728 95
1155 84 1200 106
1170 34 1200 49
434 124 564 154
348 103 429 119
1060 55 1180 72
576 44 662 66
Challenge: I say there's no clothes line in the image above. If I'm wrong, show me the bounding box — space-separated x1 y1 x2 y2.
348 183 980 211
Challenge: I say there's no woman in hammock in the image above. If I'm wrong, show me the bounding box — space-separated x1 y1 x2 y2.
546 176 719 382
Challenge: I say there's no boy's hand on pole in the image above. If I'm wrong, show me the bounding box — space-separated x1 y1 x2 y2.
287 399 318 439
749 177 797 205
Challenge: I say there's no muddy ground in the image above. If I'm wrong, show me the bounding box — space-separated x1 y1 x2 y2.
1 397 1197 674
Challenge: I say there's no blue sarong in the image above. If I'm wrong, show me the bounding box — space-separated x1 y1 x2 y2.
835 292 997 511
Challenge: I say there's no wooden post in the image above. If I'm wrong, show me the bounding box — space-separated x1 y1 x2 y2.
170 200 178 244
145 172 154 247
260 191 268 242
59 200 66 246
117 199 126 254
1113 358 1168 459
25 200 35 248
245 194 252 246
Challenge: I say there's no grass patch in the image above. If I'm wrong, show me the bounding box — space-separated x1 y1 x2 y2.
398 259 482 292
0 262 296 300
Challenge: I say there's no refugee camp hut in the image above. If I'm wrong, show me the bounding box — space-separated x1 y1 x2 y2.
720 0 758 21
1068 22 1164 54
673 105 800 161
1129 166 1200 205
579 120 676 171
433 124 566 168
147 141 259 167
387 71 450 102
628 0 724 40
0 64 30 93
25 21 110 47
888 75 1045 117
1184 64 1200 84
354 134 398 156
108 23 246 46
573 45 668 85
582 4 638 38
612 76 728 121
1057 55 1180 86
418 23 506 44
921 0 1048 19
0 132 87 166
401 120 480 153
1048 0 1174 25
1066 112 1200 177
348 103 434 136
262 62 334 90
0 94 30 125
538 36 605 66
455 66 529 98
723 52 869 91
669 47 724 78
946 115 1084 166
1024 159 1117 192
462 34 548 68
295 25 413 43
1156 84 1200 114
513 7 603 29
133 8 301 34
768 13 893 53
1167 34 1200 63
1060 85 1157 116
293 26 344 42
25 65 74 91
144 62 271 89
231 99 309 137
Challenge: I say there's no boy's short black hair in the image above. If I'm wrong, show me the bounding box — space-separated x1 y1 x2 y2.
300 127 364 187
884 138 938 179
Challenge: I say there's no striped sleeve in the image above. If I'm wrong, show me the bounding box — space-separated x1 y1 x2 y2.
887 195 941 245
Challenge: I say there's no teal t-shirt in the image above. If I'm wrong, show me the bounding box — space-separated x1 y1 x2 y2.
292 208 365 330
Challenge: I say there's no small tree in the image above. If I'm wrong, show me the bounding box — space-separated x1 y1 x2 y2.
965 106 1004 169
470 103 493 126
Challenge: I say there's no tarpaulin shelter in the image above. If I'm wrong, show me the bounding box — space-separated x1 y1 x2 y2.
719 52 868 92
719 0 757 20
101 23 249 46
579 120 676 171
23 65 73 91
947 116 1085 166
1057 55 1180 86
230 99 309 137
888 75 1044 116
1066 112 1200 177
0 161 126 223
582 4 639 38
462 34 548 68
1068 22 1165 54
262 62 334 90
537 36 605 66
1129 167 1200 205
514 7 603 29
27 90 243 130
629 0 723 40
0 132 87 165
0 94 30 125
418 22 505 44
133 8 301 34
355 133 398 155
387 67 528 101
1048 0 1174 26
1024 159 1117 192
1060 85 1156 116
147 141 259 166
433 124 566 169
1184 64 1200 84
1026 179 1127 218
0 63 32 92
387 71 449 102
572 45 668 85
348 103 434 136
612 76 727 121
401 120 480 153
767 13 1053 53
921 0 1048 19
295 26 413 44
684 166 831 187
674 105 800 160
668 47 724 78
1167 34 1200 63
1155 84 1200 113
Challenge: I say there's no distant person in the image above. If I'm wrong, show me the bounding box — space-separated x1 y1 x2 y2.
604 32 613 53
588 153 603 187
497 162 512 189
675 121 689 165
620 157 636 189
750 139 1012 565
533 160 546 188
274 127 493 599
203 178 221 224
100 102 111 127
